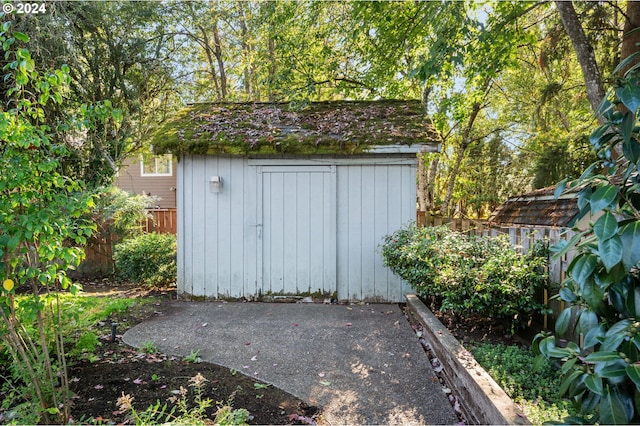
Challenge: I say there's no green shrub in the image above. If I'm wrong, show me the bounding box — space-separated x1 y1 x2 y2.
114 233 177 287
533 70 640 423
381 224 548 329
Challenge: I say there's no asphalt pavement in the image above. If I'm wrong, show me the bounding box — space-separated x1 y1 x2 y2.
123 301 458 425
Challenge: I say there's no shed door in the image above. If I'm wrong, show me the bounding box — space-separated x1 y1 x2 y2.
259 166 336 296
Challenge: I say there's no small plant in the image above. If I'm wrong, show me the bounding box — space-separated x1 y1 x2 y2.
254 383 270 390
140 340 158 354
116 373 250 425
184 349 201 363
114 232 177 287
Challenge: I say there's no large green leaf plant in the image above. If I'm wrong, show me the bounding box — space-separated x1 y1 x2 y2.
533 66 640 424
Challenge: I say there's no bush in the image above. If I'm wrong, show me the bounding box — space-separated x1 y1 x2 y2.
381 224 548 329
114 233 177 287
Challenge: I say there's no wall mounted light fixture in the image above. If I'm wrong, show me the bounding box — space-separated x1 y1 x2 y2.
210 176 223 193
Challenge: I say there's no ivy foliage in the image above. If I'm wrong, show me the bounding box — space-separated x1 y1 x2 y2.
533 69 640 424
381 224 548 330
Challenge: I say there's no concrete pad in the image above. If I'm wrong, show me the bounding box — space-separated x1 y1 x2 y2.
123 302 458 425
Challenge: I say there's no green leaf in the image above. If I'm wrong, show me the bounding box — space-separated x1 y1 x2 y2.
593 212 618 241
559 370 585 396
620 111 635 143
584 351 622 363
617 83 640 115
568 253 598 287
584 324 606 349
626 364 640 390
555 307 572 336
613 52 640 76
598 234 623 272
585 374 603 395
555 178 568 199
590 124 612 148
620 221 640 271
551 230 587 260
561 356 579 375
590 185 618 215
622 137 640 164
578 310 598 336
600 386 633 425
577 186 592 211
559 286 577 303
13 32 29 43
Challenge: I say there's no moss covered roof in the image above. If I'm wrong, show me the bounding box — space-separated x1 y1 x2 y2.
151 100 441 156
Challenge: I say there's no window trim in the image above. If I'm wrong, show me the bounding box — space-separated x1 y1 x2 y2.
140 154 173 177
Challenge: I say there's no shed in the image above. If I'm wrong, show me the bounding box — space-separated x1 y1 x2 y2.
153 100 441 302
488 185 590 230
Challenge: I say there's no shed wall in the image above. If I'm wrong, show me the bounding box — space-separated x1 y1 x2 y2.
177 155 415 302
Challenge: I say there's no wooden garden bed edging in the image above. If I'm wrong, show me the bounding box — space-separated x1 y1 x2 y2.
405 294 530 425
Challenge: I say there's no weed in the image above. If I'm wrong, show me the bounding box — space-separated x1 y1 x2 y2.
116 373 250 425
230 368 237 376
140 341 158 354
253 383 270 390
184 349 201 363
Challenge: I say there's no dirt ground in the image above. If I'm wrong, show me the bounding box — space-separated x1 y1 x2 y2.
67 281 318 425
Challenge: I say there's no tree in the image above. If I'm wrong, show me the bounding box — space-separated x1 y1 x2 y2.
0 24 95 423
10 1 179 187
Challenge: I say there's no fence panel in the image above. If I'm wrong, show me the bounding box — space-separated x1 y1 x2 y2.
144 208 177 234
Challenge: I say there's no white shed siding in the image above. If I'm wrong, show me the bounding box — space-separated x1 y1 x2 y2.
178 154 416 302
336 164 415 302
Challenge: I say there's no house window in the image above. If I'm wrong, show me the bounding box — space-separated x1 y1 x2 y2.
141 154 172 176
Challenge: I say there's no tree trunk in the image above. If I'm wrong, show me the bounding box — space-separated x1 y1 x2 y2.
440 78 490 217
620 1 640 75
417 154 428 212
268 35 276 102
197 24 221 99
554 1 606 123
212 21 227 100
238 3 252 98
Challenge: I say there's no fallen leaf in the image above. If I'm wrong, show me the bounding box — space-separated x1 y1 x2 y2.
251 355 258 361
93 384 104 390
318 372 325 377
345 322 352 327
133 378 144 385
319 381 331 386
202 322 208 327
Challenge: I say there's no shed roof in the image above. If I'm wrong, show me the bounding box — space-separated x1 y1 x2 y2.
488 186 580 227
151 100 441 156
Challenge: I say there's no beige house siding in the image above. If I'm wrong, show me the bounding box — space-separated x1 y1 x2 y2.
115 156 177 208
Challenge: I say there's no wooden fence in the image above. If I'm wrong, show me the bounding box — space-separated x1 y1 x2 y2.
76 208 177 277
144 208 177 234
416 211 578 332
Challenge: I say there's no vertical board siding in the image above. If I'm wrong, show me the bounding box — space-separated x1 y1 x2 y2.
179 156 415 302
260 167 336 296
337 163 415 302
